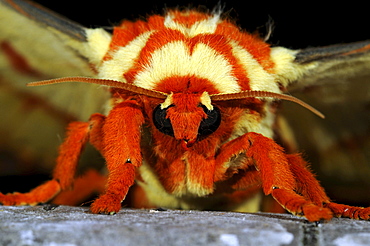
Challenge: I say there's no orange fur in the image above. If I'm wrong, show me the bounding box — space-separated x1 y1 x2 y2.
90 100 145 214
215 22 274 71
0 180 60 206
107 10 274 92
52 169 106 206
2 9 370 222
53 122 91 190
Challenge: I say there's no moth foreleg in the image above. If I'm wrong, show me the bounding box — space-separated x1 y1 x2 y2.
286 154 331 206
220 132 332 221
246 132 332 221
0 119 93 206
90 100 144 214
325 202 370 220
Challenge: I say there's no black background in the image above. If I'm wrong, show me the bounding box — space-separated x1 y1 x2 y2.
34 0 369 49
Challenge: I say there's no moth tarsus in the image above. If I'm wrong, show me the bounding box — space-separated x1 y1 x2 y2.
42 203 60 211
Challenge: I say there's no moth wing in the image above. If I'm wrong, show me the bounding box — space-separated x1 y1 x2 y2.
272 41 370 205
0 0 111 174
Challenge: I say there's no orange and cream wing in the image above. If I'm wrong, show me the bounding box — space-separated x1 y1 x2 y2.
0 0 110 172
275 41 370 204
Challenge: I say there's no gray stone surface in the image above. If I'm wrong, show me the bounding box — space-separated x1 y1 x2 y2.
0 205 370 246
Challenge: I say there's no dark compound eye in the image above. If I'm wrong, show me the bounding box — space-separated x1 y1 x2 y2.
153 105 174 137
198 105 221 138
152 104 221 139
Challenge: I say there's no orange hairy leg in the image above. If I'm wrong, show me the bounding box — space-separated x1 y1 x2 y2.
283 154 370 220
50 114 108 206
286 154 330 206
0 100 144 213
51 169 107 206
52 122 92 190
0 121 92 205
0 180 60 206
248 133 333 221
325 203 370 220
90 100 144 214
214 132 333 221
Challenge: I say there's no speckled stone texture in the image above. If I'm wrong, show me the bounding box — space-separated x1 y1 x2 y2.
0 205 370 246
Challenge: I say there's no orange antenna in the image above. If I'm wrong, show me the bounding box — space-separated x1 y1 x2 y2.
211 90 325 119
27 76 168 99
28 77 324 118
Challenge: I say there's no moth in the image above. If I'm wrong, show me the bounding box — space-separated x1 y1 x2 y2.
0 0 369 221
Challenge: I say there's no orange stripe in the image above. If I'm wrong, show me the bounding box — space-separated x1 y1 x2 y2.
153 76 220 94
136 29 186 67
105 15 165 60
189 34 251 90
170 10 212 26
215 22 274 71
123 29 186 83
125 31 250 90
110 15 167 51
107 10 275 93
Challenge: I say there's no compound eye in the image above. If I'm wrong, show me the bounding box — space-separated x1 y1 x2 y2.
198 105 221 138
153 105 174 137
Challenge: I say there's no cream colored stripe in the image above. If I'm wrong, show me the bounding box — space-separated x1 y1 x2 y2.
84 28 112 66
134 41 241 93
230 41 281 94
164 13 220 37
98 31 154 82
270 47 313 87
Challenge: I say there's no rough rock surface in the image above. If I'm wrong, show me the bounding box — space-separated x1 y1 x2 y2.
0 205 370 246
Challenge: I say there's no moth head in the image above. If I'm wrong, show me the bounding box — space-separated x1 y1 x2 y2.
28 76 324 149
153 92 221 149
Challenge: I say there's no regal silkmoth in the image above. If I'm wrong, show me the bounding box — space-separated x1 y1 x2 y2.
0 0 369 221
